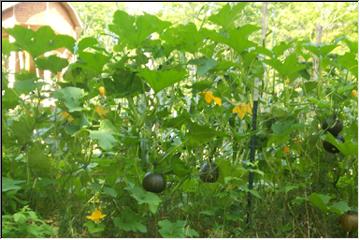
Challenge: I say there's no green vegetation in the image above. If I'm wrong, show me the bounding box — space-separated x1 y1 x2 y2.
2 2 358 238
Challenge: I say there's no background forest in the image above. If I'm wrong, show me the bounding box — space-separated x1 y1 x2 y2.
2 2 358 238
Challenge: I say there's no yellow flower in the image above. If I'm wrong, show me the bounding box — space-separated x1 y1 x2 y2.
203 91 214 104
351 89 357 97
232 103 252 119
282 146 290 154
202 91 222 106
213 96 222 106
61 111 70 118
95 105 108 118
86 209 106 223
99 86 106 97
61 111 74 123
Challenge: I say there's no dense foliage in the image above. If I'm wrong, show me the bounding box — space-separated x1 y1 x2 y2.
2 3 358 237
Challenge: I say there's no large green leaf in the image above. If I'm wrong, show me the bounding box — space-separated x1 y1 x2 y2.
77 37 98 52
162 23 204 54
84 221 105 234
337 52 358 78
158 220 187 238
188 57 217 76
12 115 35 145
2 89 19 109
328 201 351 215
88 120 118 151
35 55 68 73
113 209 147 233
202 24 259 53
105 67 144 98
63 51 109 83
27 144 54 178
309 193 332 212
186 123 219 145
110 10 170 49
265 53 306 80
125 183 162 214
158 220 198 238
53 87 85 112
323 133 357 156
209 3 246 29
78 51 109 75
163 112 191 129
1 38 19 55
138 69 187 92
303 43 338 57
2 177 25 192
6 25 75 58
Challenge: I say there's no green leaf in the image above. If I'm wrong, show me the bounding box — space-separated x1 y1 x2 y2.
78 51 109 76
282 185 299 194
6 25 75 58
106 67 144 98
190 80 213 94
186 123 219 145
265 53 306 80
110 10 170 49
163 112 191 129
12 115 35 145
181 179 199 193
328 201 351 215
138 69 187 92
185 227 199 237
2 38 18 55
113 209 147 233
14 79 41 94
323 133 357 156
13 72 42 94
162 23 204 53
188 57 217 76
125 183 162 214
27 144 54 178
89 120 118 151
272 41 292 56
13 212 27 224
84 221 105 234
158 220 187 238
2 177 25 192
304 43 338 56
337 52 358 78
53 87 85 112
209 3 246 29
77 37 98 52
170 158 191 177
342 38 358 53
309 192 332 212
203 24 259 53
102 187 118 198
3 89 19 109
35 55 68 73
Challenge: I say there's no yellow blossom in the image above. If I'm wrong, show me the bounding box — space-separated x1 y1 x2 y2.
351 89 357 97
95 105 108 118
99 86 106 97
282 146 290 154
61 111 70 118
203 91 214 104
202 91 222 106
213 96 222 106
86 209 106 223
61 111 74 123
232 103 252 119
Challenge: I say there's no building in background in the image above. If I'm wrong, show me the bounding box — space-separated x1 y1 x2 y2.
2 2 82 79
